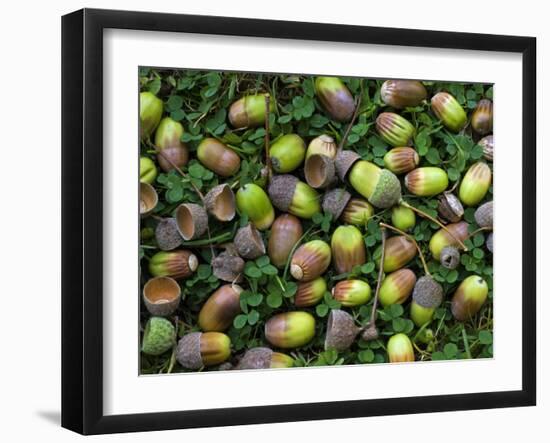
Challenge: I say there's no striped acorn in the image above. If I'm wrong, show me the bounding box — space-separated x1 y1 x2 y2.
348 160 402 208
341 198 375 227
376 112 415 147
331 225 366 274
384 147 420 174
148 250 199 279
295 277 327 307
405 167 449 196
431 92 467 132
265 311 316 349
332 279 372 307
314 77 355 122
139 91 163 138
324 309 362 351
142 276 181 317
380 80 427 109
474 201 493 229
379 269 417 307
236 183 275 230
429 221 469 261
306 134 337 160
139 182 158 218
197 138 240 177
459 162 492 206
270 134 306 173
154 117 189 172
228 93 276 128
235 347 294 370
451 275 489 321
268 214 303 268
268 175 321 219
391 204 416 231
471 99 493 135
375 235 417 272
198 284 243 332
290 240 331 281
140 156 158 184
387 333 415 363
141 317 176 356
176 332 232 369
479 135 494 161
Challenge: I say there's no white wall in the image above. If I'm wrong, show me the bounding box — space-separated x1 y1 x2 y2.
0 0 545 441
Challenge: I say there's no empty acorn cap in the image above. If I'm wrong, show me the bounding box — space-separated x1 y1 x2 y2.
175 203 208 241
176 332 203 370
474 201 493 228
322 188 351 220
440 246 460 270
324 309 361 352
235 347 273 370
140 182 158 218
155 218 182 251
204 184 236 222
335 150 361 181
268 174 298 212
304 154 336 189
234 223 266 259
212 250 244 283
143 276 181 316
412 275 444 309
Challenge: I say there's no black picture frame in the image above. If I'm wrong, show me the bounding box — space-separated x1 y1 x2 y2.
62 8 537 435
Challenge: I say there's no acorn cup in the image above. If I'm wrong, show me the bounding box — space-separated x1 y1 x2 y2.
154 117 189 171
459 162 492 206
228 93 276 128
438 192 464 223
474 201 493 229
324 309 362 352
405 167 449 197
155 218 182 251
306 134 338 159
341 198 375 227
140 156 158 184
375 235 417 272
314 77 355 122
348 160 402 209
331 225 366 274
270 134 306 173
234 223 266 259
197 138 241 177
486 233 494 253
440 246 460 270
176 332 232 369
380 80 428 109
212 248 245 283
391 205 416 231
204 184 236 222
471 99 493 135
139 91 163 138
142 276 181 317
304 154 336 189
148 250 198 279
332 279 372 307
268 214 303 268
268 175 321 219
265 311 316 349
236 183 275 231
334 150 361 181
387 333 415 363
379 268 417 307
235 347 295 370
198 284 243 332
322 188 352 220
141 317 176 356
376 112 415 147
451 275 489 321
294 277 327 307
384 147 420 175
175 203 208 241
410 275 444 326
140 182 158 218
479 135 494 161
431 92 467 132
429 221 469 261
290 240 331 281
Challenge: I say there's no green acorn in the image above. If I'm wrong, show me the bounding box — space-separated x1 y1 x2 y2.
154 117 189 171
236 183 275 230
314 77 355 122
429 221 469 261
268 175 321 219
332 279 372 306
459 162 492 206
348 160 402 208
265 311 316 348
140 156 158 184
198 284 243 332
391 204 416 231
405 167 449 196
384 147 420 175
306 134 338 159
295 277 327 307
331 225 366 274
270 134 306 173
380 80 427 109
410 302 435 327
270 351 295 368
141 317 176 356
290 240 331 281
451 275 489 321
176 332 232 369
228 93 276 128
142 276 181 317
375 235 417 272
139 91 163 138
379 268 417 307
148 250 199 279
376 112 415 147
431 92 467 132
197 138 241 177
268 214 303 268
471 99 493 135
340 198 375 227
387 333 415 363
235 347 295 370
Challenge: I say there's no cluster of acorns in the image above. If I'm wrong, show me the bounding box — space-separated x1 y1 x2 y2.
139 75 493 369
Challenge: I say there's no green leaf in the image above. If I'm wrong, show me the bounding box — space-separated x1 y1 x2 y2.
255 256 270 267
431 351 446 361
358 349 375 363
197 264 211 280
233 314 248 329
244 264 262 278
247 310 260 325
247 292 263 307
446 270 459 283
316 304 329 317
443 343 458 359
389 304 404 318
478 330 493 345
261 265 279 276
392 318 406 332
266 292 283 308
361 262 375 274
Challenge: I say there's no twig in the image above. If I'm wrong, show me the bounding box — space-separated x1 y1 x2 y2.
379 222 430 276
338 85 364 152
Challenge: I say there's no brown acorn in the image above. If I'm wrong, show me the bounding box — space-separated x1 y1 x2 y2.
451 275 489 321
157 145 190 173
479 135 494 161
204 184 236 222
322 188 352 220
197 138 241 177
198 284 243 332
332 279 371 306
376 236 417 272
176 332 231 369
155 218 182 251
212 249 244 283
324 309 361 352
474 201 493 229
383 147 420 174
314 77 355 122
142 276 181 316
268 214 303 268
175 203 208 241
380 80 427 109
154 117 189 172
304 153 336 189
148 250 199 279
340 198 375 227
228 93 275 128
290 240 331 281
438 192 464 223
295 277 327 307
429 221 469 261
139 182 158 218
331 225 366 274
471 99 493 135
234 223 266 260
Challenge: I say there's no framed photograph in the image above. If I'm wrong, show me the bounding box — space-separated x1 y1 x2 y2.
62 8 536 435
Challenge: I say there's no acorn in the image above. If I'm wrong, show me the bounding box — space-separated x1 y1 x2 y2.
270 351 295 368
235 347 294 370
375 236 417 272
391 204 416 231
486 233 494 253
322 188 352 220
155 218 182 251
410 302 435 327
431 92 467 132
290 240 331 281
139 91 163 138
412 275 443 310
139 182 158 218
459 162 492 206
197 138 240 177
348 160 402 208
204 184 236 222
141 317 176 356
380 80 427 109
471 99 493 135
198 284 243 332
306 134 337 159
387 333 415 363
265 311 316 349
314 77 355 122
376 112 415 147
334 150 361 181
157 145 190 173
440 246 460 270
405 167 449 196
479 135 494 161
270 134 306 173
438 192 464 223
324 309 361 352
304 154 336 189
429 221 469 260
140 156 158 184
331 225 366 274
234 223 266 259
268 214 303 268
341 198 374 227
379 268 417 307
176 332 231 369
228 93 276 128
154 117 189 171
142 276 181 316
294 277 327 307
148 250 199 279
451 275 489 321
236 183 275 230
384 147 420 175
212 249 244 283
474 201 493 228
175 203 208 241
332 279 372 307
268 175 321 219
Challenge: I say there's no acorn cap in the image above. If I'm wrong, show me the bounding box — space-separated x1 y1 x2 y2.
140 182 158 218
155 218 182 251
412 275 443 309
474 201 493 228
322 188 351 220
369 169 402 208
176 332 203 370
335 150 360 181
212 250 244 283
235 347 273 370
486 232 494 253
324 309 360 352
175 203 208 241
143 276 181 316
440 246 460 270
268 174 298 212
141 317 176 356
204 184 236 222
438 192 464 223
234 223 266 259
304 154 336 189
